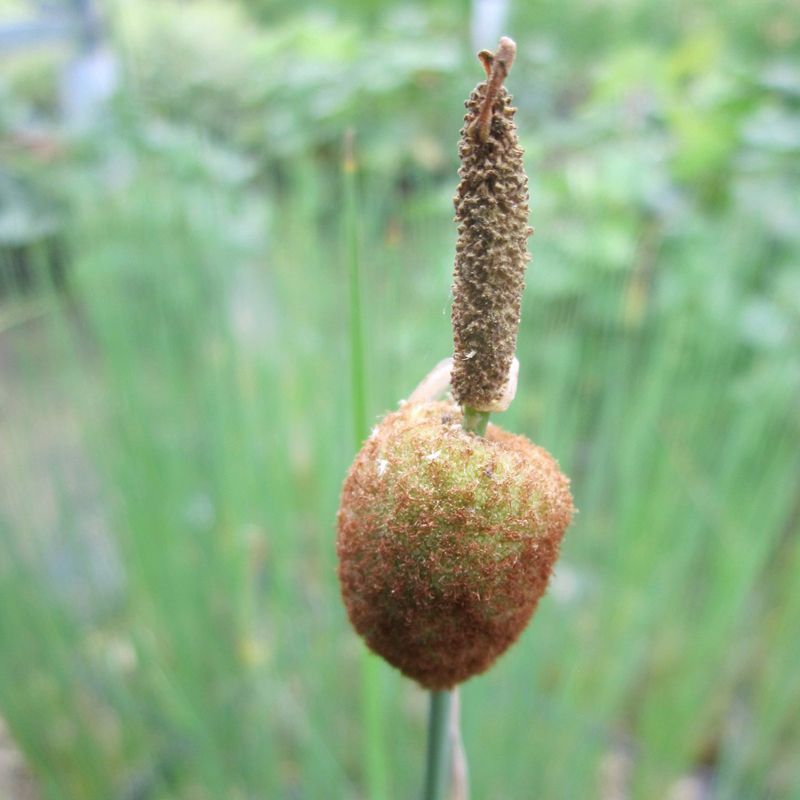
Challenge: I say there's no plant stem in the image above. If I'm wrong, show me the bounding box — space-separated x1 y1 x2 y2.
344 129 389 800
344 130 367 452
421 406 488 800
421 409 486 800
423 690 453 800
462 407 490 436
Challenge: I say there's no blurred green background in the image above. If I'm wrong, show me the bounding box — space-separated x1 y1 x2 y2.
1 0 799 797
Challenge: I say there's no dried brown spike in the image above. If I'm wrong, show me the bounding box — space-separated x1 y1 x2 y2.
451 36 532 412
476 50 494 78
471 37 516 144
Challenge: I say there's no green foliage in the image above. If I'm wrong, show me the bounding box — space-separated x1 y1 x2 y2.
1 0 799 797
113 0 462 173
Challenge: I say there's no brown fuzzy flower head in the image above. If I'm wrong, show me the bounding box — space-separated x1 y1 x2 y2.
337 401 573 689
451 37 532 412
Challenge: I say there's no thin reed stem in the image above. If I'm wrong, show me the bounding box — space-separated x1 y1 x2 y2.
422 406 489 800
420 409 487 800
344 130 367 451
343 129 389 800
423 690 453 800
462 407 490 436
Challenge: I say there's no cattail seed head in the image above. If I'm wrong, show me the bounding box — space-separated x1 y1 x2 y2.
450 37 532 412
337 401 573 689
337 38 573 690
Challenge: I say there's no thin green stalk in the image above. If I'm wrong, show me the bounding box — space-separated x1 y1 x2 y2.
422 690 453 800
343 129 389 800
462 407 490 436
420 408 487 800
345 137 367 447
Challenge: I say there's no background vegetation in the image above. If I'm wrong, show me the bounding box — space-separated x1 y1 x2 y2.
1 0 799 797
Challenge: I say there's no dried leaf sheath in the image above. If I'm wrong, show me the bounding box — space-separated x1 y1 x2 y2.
450 40 532 411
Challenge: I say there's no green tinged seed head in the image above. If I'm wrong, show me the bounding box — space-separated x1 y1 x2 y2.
337 38 573 690
450 37 532 412
337 401 573 689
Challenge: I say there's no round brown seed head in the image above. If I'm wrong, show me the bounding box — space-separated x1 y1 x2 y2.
336 401 574 689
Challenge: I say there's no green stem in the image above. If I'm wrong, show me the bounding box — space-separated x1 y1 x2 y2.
462 406 490 436
344 130 389 800
422 408 486 800
420 405 487 800
422 690 453 800
344 131 367 452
